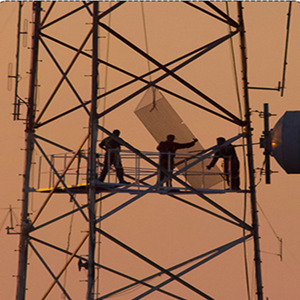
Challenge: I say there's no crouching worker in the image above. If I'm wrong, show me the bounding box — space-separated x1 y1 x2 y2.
98 129 129 184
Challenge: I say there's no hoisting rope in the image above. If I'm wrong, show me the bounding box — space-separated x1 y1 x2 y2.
141 3 156 112
226 3 251 300
141 3 152 83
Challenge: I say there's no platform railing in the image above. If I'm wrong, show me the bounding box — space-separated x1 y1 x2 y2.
36 149 230 190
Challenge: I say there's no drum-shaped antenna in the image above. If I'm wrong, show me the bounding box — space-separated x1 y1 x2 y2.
271 111 300 173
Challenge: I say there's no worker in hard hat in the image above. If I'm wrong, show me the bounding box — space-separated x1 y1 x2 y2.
157 134 198 186
207 137 240 190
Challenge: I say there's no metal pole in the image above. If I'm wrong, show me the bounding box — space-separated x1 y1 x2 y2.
87 2 99 299
237 3 264 300
13 2 23 120
16 2 41 300
264 103 271 184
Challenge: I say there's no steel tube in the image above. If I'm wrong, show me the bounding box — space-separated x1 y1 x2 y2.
238 3 264 300
87 3 99 299
16 2 41 300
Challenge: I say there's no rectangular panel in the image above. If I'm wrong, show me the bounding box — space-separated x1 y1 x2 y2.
135 87 222 188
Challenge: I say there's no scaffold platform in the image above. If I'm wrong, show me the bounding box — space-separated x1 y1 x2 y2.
35 181 249 195
35 143 246 195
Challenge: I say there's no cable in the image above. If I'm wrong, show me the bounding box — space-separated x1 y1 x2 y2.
62 201 75 299
141 3 157 112
257 201 281 242
141 3 152 83
226 3 251 299
0 211 10 232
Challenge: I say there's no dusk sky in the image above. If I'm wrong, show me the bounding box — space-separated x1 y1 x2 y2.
1 2 300 299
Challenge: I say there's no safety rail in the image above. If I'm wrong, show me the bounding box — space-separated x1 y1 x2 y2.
36 149 230 190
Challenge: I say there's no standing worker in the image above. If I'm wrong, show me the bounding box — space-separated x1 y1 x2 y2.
98 129 129 184
207 137 240 190
157 134 198 186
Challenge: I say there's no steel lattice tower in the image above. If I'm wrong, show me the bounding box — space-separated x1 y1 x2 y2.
12 2 263 300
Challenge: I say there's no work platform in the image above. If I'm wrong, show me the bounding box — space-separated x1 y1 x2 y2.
36 145 244 195
35 181 248 195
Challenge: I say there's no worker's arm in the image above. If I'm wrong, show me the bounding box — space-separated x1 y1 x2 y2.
207 156 218 170
99 138 107 150
174 139 198 150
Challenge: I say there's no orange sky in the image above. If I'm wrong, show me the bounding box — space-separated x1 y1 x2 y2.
1 2 300 300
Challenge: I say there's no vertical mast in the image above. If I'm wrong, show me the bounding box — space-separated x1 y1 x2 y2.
238 3 264 300
87 2 99 299
16 2 41 300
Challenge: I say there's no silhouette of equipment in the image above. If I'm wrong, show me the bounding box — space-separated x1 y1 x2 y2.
78 258 88 271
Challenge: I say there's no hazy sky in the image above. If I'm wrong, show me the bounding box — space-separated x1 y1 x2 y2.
1 2 300 300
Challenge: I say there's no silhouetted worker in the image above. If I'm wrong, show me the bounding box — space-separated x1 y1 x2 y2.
98 129 129 184
157 134 198 186
207 137 240 190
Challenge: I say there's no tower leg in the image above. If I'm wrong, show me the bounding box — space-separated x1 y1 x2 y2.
238 3 264 300
87 2 99 300
16 2 41 300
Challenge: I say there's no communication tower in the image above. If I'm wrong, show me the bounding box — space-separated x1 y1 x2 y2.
10 2 267 299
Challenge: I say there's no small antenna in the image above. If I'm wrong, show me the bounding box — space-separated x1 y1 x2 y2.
22 18 28 48
281 2 292 97
7 62 13 91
